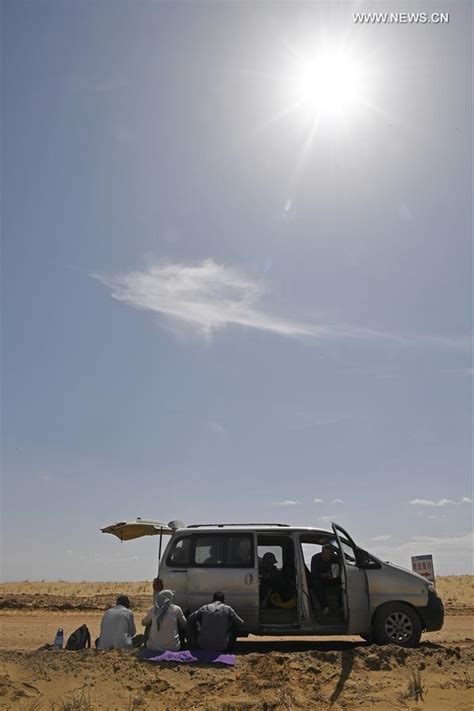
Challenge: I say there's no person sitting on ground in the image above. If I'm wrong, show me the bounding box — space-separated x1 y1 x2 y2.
310 543 342 614
187 591 244 652
97 595 136 650
259 552 282 607
141 589 187 652
142 578 165 647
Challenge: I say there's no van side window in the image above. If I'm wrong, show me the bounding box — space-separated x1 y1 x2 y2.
166 537 190 567
338 538 357 566
194 536 225 565
192 534 254 567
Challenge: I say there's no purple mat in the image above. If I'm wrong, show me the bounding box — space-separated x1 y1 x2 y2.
138 648 235 666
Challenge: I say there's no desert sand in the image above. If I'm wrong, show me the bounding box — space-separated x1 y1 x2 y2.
0 577 473 710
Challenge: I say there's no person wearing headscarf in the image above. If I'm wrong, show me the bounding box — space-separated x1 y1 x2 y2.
141 589 187 651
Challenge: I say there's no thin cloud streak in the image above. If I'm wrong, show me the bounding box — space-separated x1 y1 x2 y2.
272 500 301 506
370 534 392 542
93 260 313 339
208 421 227 436
92 260 468 346
409 497 473 507
370 533 473 575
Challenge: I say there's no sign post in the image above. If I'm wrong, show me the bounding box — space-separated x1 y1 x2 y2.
411 554 435 583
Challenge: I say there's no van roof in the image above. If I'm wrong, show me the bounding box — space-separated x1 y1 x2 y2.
180 523 333 534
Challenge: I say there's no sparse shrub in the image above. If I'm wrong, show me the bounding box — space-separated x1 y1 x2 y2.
399 670 427 704
59 686 92 711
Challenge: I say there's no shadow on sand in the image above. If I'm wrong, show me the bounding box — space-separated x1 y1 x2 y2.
234 638 368 655
329 649 355 705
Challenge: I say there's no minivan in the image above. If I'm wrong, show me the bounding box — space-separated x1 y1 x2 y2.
102 519 444 647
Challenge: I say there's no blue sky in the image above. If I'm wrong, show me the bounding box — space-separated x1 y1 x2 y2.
2 1 472 580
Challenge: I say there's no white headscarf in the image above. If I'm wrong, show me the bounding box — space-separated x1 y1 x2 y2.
154 589 175 629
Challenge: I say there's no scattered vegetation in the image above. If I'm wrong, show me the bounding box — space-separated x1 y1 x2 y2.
399 670 427 704
55 686 92 711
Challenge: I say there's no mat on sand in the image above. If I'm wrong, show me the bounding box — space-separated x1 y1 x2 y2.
138 648 236 666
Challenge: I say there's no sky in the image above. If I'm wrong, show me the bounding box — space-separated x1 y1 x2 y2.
2 1 472 581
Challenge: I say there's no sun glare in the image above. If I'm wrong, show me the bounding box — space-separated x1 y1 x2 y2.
292 49 363 120
252 36 378 198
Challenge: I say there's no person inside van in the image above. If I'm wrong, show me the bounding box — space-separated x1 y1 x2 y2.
204 544 222 565
187 591 244 652
259 552 282 607
233 537 252 565
97 595 136 650
141 589 187 652
310 544 342 614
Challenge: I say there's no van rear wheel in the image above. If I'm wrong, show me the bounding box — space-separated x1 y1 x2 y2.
373 603 422 648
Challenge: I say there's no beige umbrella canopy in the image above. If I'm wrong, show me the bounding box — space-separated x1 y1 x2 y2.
101 518 180 541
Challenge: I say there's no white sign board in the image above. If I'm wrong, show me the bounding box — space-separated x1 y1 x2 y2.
411 554 435 583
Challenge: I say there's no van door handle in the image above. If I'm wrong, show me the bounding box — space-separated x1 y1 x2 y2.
245 573 253 584
171 570 188 573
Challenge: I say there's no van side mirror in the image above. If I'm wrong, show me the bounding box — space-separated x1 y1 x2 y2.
355 549 369 567
355 548 380 569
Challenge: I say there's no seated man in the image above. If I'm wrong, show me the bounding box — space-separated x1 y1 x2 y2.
310 544 342 614
187 591 243 652
97 595 136 650
142 589 187 652
233 538 252 566
259 552 282 607
204 544 222 565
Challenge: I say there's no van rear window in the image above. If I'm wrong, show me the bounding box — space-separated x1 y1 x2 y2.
192 534 254 567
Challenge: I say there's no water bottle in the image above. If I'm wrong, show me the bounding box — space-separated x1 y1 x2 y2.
53 628 64 650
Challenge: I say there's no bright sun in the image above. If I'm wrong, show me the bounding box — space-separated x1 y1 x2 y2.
255 36 377 195
292 49 364 119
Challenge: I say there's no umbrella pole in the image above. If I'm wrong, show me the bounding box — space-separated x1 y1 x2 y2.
157 527 163 576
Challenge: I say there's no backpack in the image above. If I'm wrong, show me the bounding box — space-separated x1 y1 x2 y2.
65 624 91 650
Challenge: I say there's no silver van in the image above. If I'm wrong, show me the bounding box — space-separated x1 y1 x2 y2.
102 519 444 647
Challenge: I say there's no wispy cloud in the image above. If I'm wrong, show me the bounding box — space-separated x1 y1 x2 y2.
37 473 53 484
370 534 392 542
332 498 344 504
208 421 227 436
93 260 314 339
409 497 473 507
93 260 468 346
318 514 337 523
272 500 301 506
370 532 473 574
313 498 324 503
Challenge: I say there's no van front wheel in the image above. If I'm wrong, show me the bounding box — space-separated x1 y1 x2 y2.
373 603 422 647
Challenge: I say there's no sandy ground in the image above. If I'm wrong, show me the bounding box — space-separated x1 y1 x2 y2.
0 577 473 710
